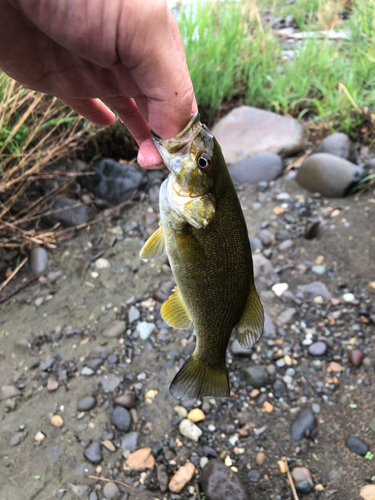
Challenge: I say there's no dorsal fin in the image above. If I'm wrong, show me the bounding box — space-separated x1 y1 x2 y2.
234 282 264 348
139 224 165 260
161 287 193 330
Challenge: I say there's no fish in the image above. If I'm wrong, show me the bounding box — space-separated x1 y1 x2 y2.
140 112 264 400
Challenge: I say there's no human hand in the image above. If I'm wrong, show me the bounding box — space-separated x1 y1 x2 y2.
0 0 197 168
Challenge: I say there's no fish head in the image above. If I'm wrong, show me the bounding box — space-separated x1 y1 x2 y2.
152 113 216 197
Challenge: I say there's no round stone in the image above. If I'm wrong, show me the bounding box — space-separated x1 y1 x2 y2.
111 406 131 432
346 436 369 456
349 349 365 368
84 441 102 464
77 396 96 412
103 482 119 499
308 341 327 357
291 411 316 441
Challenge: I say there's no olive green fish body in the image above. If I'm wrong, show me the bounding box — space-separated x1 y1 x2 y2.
140 114 263 400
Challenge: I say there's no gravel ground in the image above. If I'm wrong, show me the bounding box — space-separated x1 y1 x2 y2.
1 173 374 500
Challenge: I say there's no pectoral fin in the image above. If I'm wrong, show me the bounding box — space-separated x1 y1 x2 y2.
139 224 165 260
161 286 193 329
234 282 264 348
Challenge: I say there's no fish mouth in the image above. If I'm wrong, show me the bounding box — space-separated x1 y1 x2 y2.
151 112 201 155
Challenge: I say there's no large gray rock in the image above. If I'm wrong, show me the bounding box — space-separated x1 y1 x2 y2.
230 153 284 185
296 153 364 197
45 197 95 227
212 106 306 164
315 132 356 162
201 459 250 500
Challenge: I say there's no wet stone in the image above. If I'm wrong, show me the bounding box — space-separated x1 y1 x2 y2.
85 358 103 370
308 341 327 357
112 406 131 432
244 366 269 388
84 441 102 464
201 459 249 500
291 411 317 441
346 436 369 456
77 396 96 412
296 480 313 494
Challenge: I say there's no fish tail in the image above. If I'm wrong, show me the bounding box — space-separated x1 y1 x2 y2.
169 354 229 400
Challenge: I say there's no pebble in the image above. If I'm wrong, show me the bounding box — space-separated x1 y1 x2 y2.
243 366 269 388
111 406 131 432
153 280 175 302
77 396 96 412
349 349 365 368
81 367 94 376
256 452 266 465
278 239 294 251
169 461 195 493
101 374 121 392
128 305 140 323
360 485 375 499
312 265 326 274
101 320 125 338
124 447 155 470
34 297 44 307
187 408 205 422
30 246 48 274
1 385 20 399
158 464 169 492
201 459 249 500
95 258 110 269
272 283 288 297
121 432 138 452
103 482 119 499
47 379 59 391
298 281 331 299
136 321 156 340
115 394 137 409
291 467 313 487
103 439 116 452
295 480 313 494
84 441 102 464
10 431 27 447
252 254 274 278
346 436 369 456
291 411 316 441
258 229 273 246
308 341 327 356
342 292 356 302
312 403 321 414
277 307 296 324
231 339 251 356
273 379 287 398
51 415 64 427
179 419 202 442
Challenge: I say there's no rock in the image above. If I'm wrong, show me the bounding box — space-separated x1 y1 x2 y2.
30 247 48 274
78 159 146 204
252 254 274 278
248 469 261 483
77 396 96 412
84 441 102 464
169 461 195 493
40 358 54 371
136 321 156 340
231 339 251 356
128 305 140 323
342 292 355 302
103 440 116 452
201 459 249 500
95 258 110 269
85 358 103 370
277 308 296 324
315 132 356 161
124 447 155 470
103 482 119 499
312 265 326 274
1 385 20 399
298 281 331 299
249 236 263 252
295 480 313 494
111 406 131 432
258 229 273 246
69 484 89 498
212 106 306 164
187 408 205 422
45 197 95 227
101 374 121 392
158 464 169 493
273 379 287 398
346 436 369 456
74 462 95 479
47 379 59 391
291 467 313 487
244 366 269 388
81 367 94 376
230 153 284 185
179 419 202 442
115 394 137 409
256 452 266 465
278 239 294 251
349 349 365 367
264 311 276 337
121 432 138 452
153 280 175 302
308 341 327 357
296 153 364 197
360 485 375 499
10 431 27 447
51 415 64 427
304 219 320 240
272 283 288 297
291 411 316 441
102 321 125 338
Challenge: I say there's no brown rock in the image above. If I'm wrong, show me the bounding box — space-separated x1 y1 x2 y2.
256 452 266 465
169 461 195 493
103 440 116 452
1 385 20 399
157 464 169 493
201 459 249 500
101 320 126 338
360 484 375 500
291 467 313 486
187 408 205 423
124 447 155 470
329 361 345 372
349 349 365 368
114 394 137 409
47 379 59 391
51 415 64 427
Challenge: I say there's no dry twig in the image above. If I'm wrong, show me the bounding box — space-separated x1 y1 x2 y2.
88 475 136 491
283 457 299 500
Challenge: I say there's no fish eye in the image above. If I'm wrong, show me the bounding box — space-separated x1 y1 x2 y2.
197 153 212 172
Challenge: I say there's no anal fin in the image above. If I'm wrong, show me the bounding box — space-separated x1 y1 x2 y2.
161 286 192 330
234 282 264 349
139 224 165 260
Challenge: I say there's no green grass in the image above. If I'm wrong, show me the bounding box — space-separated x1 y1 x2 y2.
178 0 375 139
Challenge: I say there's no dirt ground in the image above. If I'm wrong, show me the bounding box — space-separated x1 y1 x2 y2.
1 173 374 500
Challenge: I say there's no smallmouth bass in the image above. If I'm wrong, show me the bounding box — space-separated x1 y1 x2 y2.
140 113 264 400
